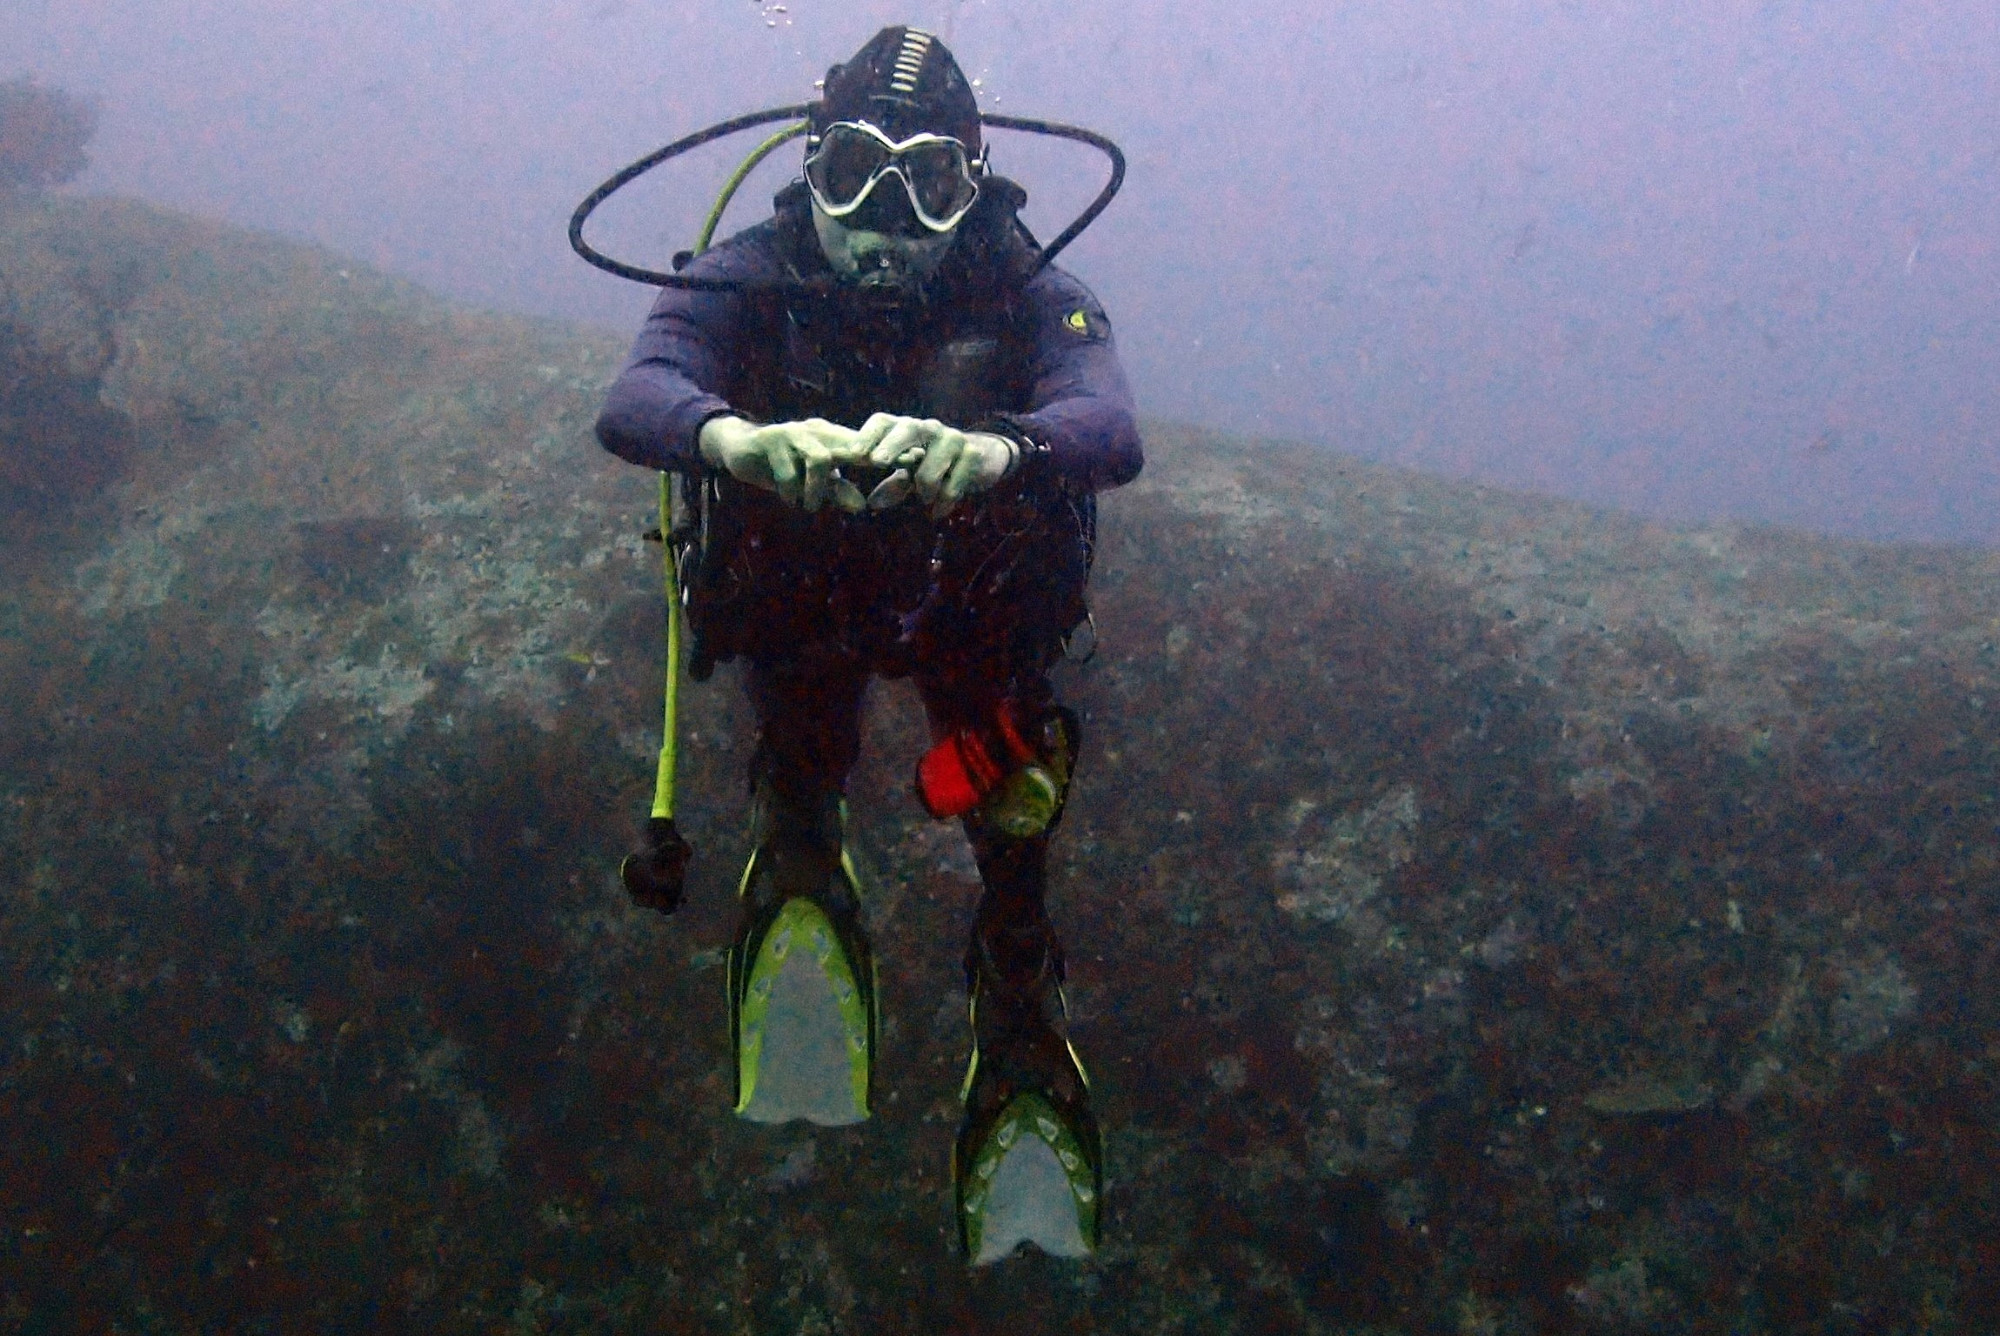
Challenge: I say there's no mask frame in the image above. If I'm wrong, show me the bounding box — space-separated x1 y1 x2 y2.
803 121 985 235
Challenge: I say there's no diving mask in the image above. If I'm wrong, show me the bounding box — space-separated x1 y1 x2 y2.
804 120 983 234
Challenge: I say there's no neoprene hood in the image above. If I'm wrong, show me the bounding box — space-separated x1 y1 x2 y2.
813 27 982 152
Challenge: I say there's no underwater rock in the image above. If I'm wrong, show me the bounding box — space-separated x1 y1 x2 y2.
0 290 132 522
0 77 97 200
1270 783 1419 929
6 195 2000 1331
1824 947 1918 1055
1568 1257 1674 1327
290 514 419 601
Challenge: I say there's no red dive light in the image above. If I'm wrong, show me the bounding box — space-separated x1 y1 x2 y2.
915 703 1066 836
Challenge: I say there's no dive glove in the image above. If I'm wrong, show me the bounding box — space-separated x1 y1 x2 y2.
698 415 875 512
855 413 1018 516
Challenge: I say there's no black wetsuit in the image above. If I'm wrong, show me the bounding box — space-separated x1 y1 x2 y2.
596 179 1141 991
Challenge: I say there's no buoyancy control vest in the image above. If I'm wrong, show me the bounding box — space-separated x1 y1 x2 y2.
677 182 1095 681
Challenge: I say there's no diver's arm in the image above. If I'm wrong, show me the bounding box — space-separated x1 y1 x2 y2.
594 242 770 473
988 267 1144 491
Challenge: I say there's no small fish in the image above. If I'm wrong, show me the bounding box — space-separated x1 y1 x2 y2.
1583 1071 1714 1116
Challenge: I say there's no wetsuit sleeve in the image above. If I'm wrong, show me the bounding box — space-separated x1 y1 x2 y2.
594 240 775 473
990 266 1144 491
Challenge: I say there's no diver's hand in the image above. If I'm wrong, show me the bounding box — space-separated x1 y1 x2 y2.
697 415 869 512
854 413 1019 517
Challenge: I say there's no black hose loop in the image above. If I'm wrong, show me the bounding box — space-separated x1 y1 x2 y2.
978 113 1125 273
570 105 1125 290
569 103 815 289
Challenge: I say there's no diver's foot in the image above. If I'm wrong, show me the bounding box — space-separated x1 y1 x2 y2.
953 972 1102 1265
728 791 876 1127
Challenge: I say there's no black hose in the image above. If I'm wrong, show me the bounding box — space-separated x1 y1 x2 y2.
979 113 1125 273
568 103 815 290
569 105 1126 290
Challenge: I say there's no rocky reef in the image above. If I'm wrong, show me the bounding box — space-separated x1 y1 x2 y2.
4 196 1997 1333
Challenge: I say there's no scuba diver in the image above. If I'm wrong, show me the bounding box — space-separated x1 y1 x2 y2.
591 26 1141 1264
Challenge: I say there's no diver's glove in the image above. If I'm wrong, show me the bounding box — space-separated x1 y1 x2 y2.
697 414 873 512
855 413 1019 517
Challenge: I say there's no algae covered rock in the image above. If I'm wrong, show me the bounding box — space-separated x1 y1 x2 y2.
5 196 2000 1332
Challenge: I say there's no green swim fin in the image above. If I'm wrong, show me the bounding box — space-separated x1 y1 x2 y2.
953 978 1102 1265
727 837 877 1126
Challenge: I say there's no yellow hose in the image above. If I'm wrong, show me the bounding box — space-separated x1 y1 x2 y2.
696 122 807 255
649 121 805 824
649 471 681 820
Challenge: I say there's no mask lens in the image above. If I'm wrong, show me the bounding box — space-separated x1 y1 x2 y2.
807 123 980 231
902 141 977 223
806 125 890 209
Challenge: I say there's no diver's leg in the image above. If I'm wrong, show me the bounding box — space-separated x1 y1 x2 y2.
729 647 878 1126
747 642 869 800
912 469 1103 1257
953 674 1085 1104
922 666 1101 1261
961 813 1091 1107
744 645 869 897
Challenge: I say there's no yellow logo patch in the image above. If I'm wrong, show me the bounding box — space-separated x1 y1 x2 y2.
1063 307 1107 340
